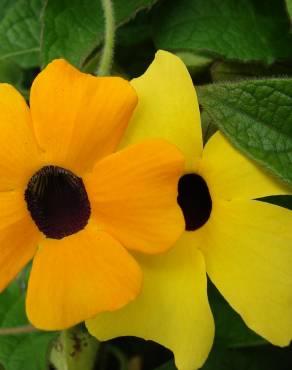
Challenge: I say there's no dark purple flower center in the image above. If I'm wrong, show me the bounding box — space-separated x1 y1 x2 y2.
177 173 212 231
25 166 91 239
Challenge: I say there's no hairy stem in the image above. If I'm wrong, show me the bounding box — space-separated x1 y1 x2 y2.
97 0 115 76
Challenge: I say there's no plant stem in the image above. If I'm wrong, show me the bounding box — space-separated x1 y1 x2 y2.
0 324 37 335
97 0 115 76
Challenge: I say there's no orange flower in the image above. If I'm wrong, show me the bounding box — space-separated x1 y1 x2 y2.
0 59 184 330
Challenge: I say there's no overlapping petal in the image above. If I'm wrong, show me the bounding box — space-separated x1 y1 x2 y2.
199 198 292 345
84 139 185 253
26 222 142 330
120 50 203 172
30 59 137 175
0 84 42 191
87 233 214 370
199 132 289 200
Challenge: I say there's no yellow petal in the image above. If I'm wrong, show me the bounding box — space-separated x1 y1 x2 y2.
0 191 40 291
30 59 137 175
87 233 214 370
199 198 292 345
84 139 185 254
0 84 42 191
26 222 142 330
200 132 290 200
119 50 203 172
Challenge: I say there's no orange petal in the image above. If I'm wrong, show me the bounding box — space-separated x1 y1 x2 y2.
0 84 42 191
84 139 185 254
0 191 40 291
26 222 142 330
30 59 137 175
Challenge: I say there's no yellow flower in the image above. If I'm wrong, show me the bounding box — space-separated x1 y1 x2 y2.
86 51 292 370
0 59 185 330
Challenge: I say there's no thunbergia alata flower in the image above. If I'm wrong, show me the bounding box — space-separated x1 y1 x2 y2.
0 59 185 330
87 51 292 370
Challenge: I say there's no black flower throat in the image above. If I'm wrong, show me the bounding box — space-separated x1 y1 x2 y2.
25 166 91 239
177 173 212 231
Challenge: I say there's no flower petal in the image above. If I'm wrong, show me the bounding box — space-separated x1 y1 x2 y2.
84 139 185 254
26 222 142 330
0 84 42 191
119 50 203 172
87 233 214 370
30 59 137 175
200 198 292 345
200 132 290 200
0 191 40 291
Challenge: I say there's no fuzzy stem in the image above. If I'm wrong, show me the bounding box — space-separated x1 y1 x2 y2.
97 0 115 76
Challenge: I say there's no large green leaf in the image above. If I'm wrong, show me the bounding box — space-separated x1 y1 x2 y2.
0 0 17 22
0 0 43 67
0 283 56 370
198 79 292 186
152 0 292 64
0 60 23 85
41 0 156 67
211 61 292 82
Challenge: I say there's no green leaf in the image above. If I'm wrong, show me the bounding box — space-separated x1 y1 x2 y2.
152 0 292 64
0 0 17 22
0 0 43 67
211 61 292 82
201 110 217 144
0 283 57 370
197 79 292 186
114 10 156 78
41 0 157 68
0 60 23 85
116 10 151 47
